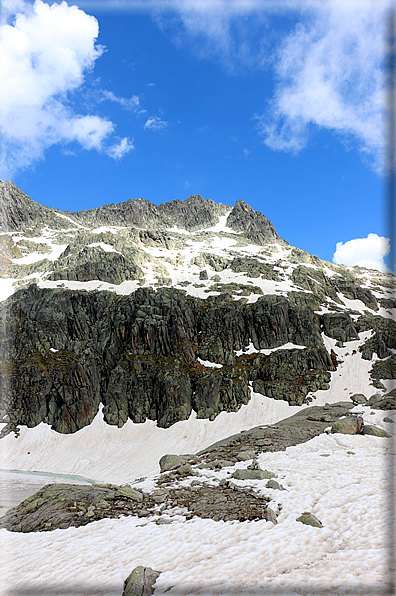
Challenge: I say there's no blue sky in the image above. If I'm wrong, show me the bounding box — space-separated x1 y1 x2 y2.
0 0 391 270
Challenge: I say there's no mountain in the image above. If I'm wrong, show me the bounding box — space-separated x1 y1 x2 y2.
0 179 395 437
0 180 395 594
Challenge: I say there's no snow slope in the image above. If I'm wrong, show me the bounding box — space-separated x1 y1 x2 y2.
1 409 394 595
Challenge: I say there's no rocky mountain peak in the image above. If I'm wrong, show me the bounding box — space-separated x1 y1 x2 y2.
0 180 70 233
0 181 281 242
227 199 279 245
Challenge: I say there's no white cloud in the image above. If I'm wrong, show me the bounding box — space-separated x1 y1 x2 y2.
333 233 390 272
0 0 133 177
256 0 387 169
106 137 134 159
83 0 388 169
102 90 140 110
144 116 168 131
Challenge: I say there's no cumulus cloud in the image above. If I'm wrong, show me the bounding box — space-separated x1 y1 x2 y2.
144 116 168 131
333 233 390 272
0 0 133 177
256 1 386 168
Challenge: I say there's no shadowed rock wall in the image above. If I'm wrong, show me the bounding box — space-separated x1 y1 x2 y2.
0 285 335 433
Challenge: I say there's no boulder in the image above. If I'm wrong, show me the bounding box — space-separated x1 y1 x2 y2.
331 415 363 435
350 393 367 405
159 454 191 473
296 512 323 528
236 450 255 461
123 566 160 596
367 394 383 405
266 479 286 491
264 507 278 524
362 425 390 437
232 469 276 481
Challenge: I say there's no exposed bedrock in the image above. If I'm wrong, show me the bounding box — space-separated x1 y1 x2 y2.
49 246 144 285
291 265 378 310
1 285 335 432
0 180 72 232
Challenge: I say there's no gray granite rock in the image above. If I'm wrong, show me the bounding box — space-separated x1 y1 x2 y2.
368 394 383 405
350 393 367 405
123 566 160 596
296 512 323 528
362 424 390 437
266 479 286 491
232 469 276 481
159 454 192 473
331 416 363 435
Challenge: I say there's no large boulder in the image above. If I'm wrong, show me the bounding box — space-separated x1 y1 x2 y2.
331 416 363 435
159 454 191 473
232 469 276 481
362 425 390 437
123 566 160 596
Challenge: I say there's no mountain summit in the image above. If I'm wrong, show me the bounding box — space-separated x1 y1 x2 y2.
0 180 279 245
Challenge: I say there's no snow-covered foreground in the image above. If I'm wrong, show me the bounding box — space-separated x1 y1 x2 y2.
1 405 394 595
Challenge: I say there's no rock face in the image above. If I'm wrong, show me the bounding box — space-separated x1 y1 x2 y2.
226 199 280 245
72 194 231 232
0 284 335 433
0 180 71 232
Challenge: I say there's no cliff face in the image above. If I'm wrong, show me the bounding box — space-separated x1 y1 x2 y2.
0 284 334 432
0 182 394 436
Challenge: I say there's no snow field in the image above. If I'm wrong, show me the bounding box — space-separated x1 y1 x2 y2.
0 394 307 484
1 429 392 595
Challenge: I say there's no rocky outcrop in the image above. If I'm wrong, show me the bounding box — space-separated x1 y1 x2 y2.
370 356 396 384
320 312 359 343
49 246 144 284
0 180 72 232
249 347 333 405
291 265 378 310
356 315 396 360
229 256 281 280
0 285 335 432
70 194 229 232
226 200 280 245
